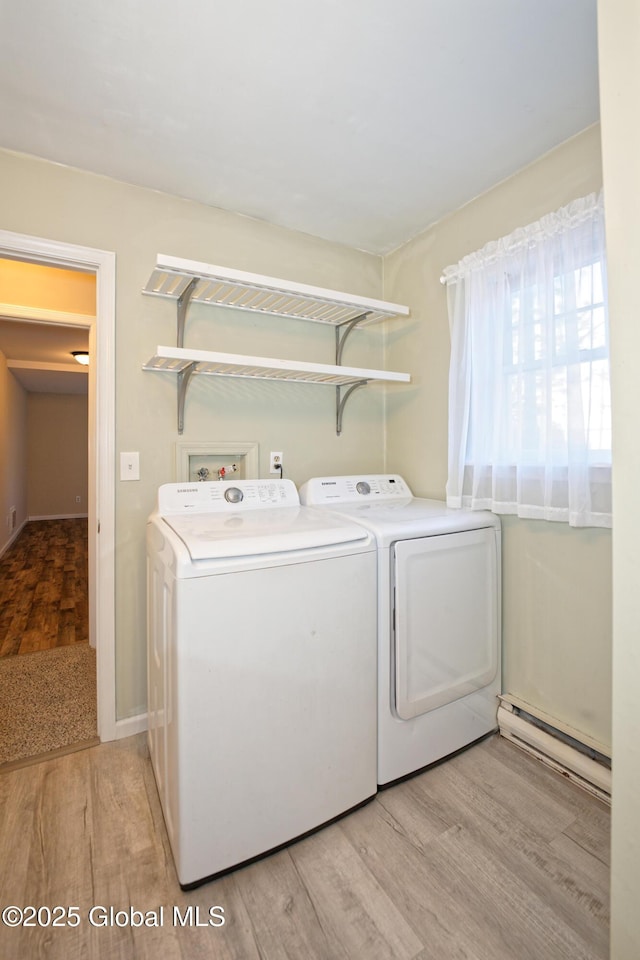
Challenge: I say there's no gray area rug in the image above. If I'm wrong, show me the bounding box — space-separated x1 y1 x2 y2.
0 643 97 765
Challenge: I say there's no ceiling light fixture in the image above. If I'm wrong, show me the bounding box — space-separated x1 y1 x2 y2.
71 350 90 366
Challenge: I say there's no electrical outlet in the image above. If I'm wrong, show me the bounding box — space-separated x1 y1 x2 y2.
269 451 283 474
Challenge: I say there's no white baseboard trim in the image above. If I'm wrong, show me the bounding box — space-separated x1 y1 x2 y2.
28 513 89 521
0 518 28 559
498 701 611 803
114 713 148 740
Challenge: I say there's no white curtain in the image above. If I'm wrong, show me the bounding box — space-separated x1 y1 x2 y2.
442 191 611 528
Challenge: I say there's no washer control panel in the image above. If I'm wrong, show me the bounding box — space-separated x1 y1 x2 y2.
300 475 412 505
157 479 299 514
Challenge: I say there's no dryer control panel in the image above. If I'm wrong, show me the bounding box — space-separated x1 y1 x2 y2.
300 475 412 504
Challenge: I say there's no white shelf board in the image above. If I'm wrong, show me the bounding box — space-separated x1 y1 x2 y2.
143 345 411 387
143 254 410 326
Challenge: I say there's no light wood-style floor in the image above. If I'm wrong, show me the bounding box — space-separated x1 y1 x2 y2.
0 732 609 960
0 519 89 656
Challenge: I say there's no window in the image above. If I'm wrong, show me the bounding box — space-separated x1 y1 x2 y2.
442 192 611 528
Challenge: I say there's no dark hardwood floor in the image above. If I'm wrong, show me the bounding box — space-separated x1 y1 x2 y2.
0 519 88 657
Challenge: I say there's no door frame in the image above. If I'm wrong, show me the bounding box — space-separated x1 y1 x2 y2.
0 229 116 741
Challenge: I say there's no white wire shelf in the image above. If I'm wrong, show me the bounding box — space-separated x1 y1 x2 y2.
141 254 411 434
143 254 410 326
143 345 410 387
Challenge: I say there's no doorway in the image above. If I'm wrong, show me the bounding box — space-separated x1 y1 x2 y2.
0 229 116 743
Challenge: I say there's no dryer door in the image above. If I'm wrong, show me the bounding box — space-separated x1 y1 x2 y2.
393 527 499 720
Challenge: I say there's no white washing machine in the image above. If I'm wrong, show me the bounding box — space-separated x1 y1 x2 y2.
299 475 501 786
146 478 377 888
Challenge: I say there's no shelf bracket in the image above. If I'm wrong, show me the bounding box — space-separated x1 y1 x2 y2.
335 312 371 366
336 380 369 436
175 279 199 433
335 312 372 435
177 277 199 348
177 362 197 435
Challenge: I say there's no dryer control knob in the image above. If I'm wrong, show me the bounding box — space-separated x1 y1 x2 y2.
224 486 244 504
356 481 371 495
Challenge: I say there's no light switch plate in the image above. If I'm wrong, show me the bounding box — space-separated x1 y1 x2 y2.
120 451 140 481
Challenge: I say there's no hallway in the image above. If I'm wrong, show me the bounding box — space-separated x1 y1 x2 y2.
0 519 97 767
0 518 88 657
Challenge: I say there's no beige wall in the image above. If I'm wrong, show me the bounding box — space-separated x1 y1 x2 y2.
0 146 387 719
26 393 88 518
0 129 614 751
0 350 27 555
383 124 612 750
598 1 640 954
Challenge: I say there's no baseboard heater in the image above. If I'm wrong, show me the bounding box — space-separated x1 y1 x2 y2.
497 695 611 803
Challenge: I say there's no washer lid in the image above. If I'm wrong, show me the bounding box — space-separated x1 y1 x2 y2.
161 506 369 559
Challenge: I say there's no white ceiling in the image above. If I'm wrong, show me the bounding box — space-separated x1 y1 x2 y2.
0 319 89 394
0 0 599 255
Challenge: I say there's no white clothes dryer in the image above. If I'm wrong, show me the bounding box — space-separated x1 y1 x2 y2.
147 479 377 887
299 475 501 786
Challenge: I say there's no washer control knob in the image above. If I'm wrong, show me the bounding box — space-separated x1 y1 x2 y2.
224 486 244 504
356 481 371 496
